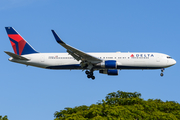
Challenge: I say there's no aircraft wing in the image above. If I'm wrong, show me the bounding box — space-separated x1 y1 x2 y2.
51 30 102 64
4 51 29 60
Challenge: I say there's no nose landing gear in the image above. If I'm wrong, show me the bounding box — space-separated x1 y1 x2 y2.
160 68 164 77
85 70 95 80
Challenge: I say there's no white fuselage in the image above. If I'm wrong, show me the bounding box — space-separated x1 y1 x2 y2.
9 52 176 70
5 27 176 79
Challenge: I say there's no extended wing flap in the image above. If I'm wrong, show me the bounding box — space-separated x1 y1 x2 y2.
51 30 102 64
4 51 29 60
67 49 81 61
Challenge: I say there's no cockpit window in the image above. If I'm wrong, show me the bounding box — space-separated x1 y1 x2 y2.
167 56 172 59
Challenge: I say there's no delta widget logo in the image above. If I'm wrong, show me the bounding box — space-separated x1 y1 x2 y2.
8 34 26 55
130 54 134 57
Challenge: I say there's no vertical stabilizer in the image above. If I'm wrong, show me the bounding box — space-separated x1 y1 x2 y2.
5 27 38 55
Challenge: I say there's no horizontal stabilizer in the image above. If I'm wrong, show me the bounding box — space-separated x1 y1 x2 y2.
4 51 29 60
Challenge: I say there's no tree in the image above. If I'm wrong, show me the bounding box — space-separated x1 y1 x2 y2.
54 90 180 120
0 116 8 120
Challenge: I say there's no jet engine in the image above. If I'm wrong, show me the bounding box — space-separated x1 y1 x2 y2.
99 69 118 75
97 60 117 68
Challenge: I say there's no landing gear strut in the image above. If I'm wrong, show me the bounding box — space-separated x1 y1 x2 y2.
85 70 95 80
160 68 164 77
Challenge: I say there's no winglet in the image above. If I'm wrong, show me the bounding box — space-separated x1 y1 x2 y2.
51 30 65 44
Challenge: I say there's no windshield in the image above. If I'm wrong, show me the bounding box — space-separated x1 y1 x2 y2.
167 56 172 59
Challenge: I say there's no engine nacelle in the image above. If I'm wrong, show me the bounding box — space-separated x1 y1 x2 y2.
98 60 117 68
99 69 118 75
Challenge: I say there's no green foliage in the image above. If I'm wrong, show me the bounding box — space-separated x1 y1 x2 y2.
54 90 180 120
0 116 8 120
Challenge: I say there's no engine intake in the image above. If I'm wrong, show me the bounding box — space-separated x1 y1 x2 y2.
99 69 118 75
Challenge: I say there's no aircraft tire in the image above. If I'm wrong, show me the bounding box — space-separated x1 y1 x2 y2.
92 76 95 80
87 75 91 78
85 71 89 75
160 73 164 77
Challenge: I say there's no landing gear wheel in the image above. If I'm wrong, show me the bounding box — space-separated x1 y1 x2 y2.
87 75 91 78
85 69 95 80
160 73 164 77
85 71 90 75
160 68 164 77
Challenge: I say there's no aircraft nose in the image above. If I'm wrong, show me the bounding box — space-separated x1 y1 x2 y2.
167 59 176 67
172 59 176 65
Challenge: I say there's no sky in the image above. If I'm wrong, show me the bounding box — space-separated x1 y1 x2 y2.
0 0 180 120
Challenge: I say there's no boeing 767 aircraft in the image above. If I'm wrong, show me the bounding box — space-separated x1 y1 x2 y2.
5 27 176 80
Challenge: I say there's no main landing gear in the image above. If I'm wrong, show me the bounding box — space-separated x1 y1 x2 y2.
160 68 164 77
85 70 95 80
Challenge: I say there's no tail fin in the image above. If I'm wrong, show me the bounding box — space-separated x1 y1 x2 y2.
5 27 38 55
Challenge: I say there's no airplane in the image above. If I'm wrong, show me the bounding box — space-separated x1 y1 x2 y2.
4 27 176 80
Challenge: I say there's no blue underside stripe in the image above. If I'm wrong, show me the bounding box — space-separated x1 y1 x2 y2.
46 64 81 69
46 65 162 70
